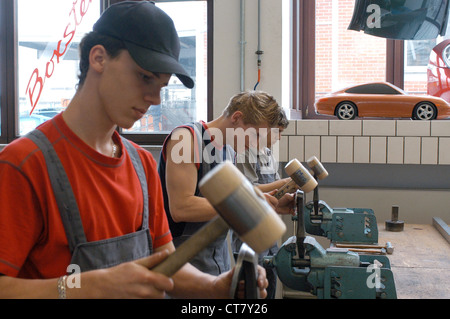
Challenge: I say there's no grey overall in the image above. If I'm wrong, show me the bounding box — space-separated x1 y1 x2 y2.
26 130 153 272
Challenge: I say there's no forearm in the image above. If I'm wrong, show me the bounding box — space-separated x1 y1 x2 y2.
0 271 105 299
0 276 59 299
169 195 218 223
256 177 290 193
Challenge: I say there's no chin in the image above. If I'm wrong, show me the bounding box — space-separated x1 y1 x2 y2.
116 119 136 130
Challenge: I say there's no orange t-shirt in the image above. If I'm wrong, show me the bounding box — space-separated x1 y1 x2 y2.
0 114 172 279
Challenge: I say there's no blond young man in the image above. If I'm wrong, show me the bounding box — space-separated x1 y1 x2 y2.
158 91 295 277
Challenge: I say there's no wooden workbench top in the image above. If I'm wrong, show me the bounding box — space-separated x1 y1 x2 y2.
378 223 450 299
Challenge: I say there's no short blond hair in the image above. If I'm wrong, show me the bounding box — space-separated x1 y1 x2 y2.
222 91 283 127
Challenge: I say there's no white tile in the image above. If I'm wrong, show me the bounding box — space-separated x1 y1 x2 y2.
438 137 450 164
431 121 450 137
282 120 297 136
321 136 337 163
421 137 438 165
404 137 421 164
274 136 289 163
337 136 354 163
304 136 321 161
370 137 387 164
297 120 328 136
353 137 370 163
288 136 304 162
329 120 362 136
387 137 404 164
397 121 430 137
363 120 396 136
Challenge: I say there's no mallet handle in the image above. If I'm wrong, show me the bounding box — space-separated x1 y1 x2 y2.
274 179 297 199
151 216 229 277
335 243 386 249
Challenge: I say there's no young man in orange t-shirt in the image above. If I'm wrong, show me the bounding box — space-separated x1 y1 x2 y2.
0 2 267 299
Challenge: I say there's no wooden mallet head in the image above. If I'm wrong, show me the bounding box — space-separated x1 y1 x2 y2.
306 156 328 180
284 158 318 193
199 161 286 253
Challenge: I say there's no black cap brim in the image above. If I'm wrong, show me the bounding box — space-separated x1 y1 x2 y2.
125 41 195 89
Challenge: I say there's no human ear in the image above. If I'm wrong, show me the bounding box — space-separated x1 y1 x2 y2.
89 45 108 73
230 111 244 125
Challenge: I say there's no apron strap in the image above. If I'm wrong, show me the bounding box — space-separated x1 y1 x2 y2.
26 130 87 253
120 137 149 230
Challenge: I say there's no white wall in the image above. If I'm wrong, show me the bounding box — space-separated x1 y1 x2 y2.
213 0 283 118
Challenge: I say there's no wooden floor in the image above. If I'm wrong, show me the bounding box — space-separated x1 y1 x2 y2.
378 222 450 299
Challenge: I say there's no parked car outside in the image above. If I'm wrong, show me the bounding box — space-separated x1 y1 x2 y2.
315 82 450 120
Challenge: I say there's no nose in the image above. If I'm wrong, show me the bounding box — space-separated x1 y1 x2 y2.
144 87 162 106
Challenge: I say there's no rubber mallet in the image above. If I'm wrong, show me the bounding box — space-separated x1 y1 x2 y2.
151 161 286 277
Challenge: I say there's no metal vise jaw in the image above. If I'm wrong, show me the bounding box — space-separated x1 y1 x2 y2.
304 200 379 244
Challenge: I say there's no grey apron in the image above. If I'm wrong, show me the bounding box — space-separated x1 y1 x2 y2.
26 130 152 273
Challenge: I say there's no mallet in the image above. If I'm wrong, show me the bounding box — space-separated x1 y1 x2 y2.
306 156 328 215
307 156 328 180
274 158 318 199
151 161 286 277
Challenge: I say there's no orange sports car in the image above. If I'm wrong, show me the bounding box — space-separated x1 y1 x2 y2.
314 82 450 120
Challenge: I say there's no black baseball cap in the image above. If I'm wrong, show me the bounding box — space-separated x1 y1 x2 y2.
93 1 194 89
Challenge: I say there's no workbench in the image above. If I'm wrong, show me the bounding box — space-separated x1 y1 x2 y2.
378 222 450 299
281 220 450 299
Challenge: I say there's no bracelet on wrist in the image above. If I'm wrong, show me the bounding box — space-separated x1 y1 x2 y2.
57 275 67 299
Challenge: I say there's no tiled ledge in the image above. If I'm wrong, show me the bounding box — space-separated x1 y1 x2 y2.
278 120 450 165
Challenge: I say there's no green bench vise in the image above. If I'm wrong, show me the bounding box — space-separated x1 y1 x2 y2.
263 190 396 299
302 156 379 244
303 199 379 244
264 235 397 299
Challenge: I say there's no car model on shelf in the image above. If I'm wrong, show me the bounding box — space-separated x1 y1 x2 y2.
427 39 450 103
314 82 450 120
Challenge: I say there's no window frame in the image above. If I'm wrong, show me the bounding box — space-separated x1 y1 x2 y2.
291 0 406 120
0 0 212 145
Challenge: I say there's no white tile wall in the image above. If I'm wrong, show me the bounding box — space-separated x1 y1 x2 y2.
321 136 337 163
279 120 450 165
363 120 396 136
353 137 370 163
370 137 387 164
404 137 421 164
287 136 303 162
397 121 430 136
387 137 404 164
329 120 361 136
337 136 354 163
421 137 438 165
438 137 450 164
304 136 321 160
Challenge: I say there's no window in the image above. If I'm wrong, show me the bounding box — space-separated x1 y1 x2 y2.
292 0 450 119
18 0 101 136
123 0 209 141
0 0 211 144
315 0 387 99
